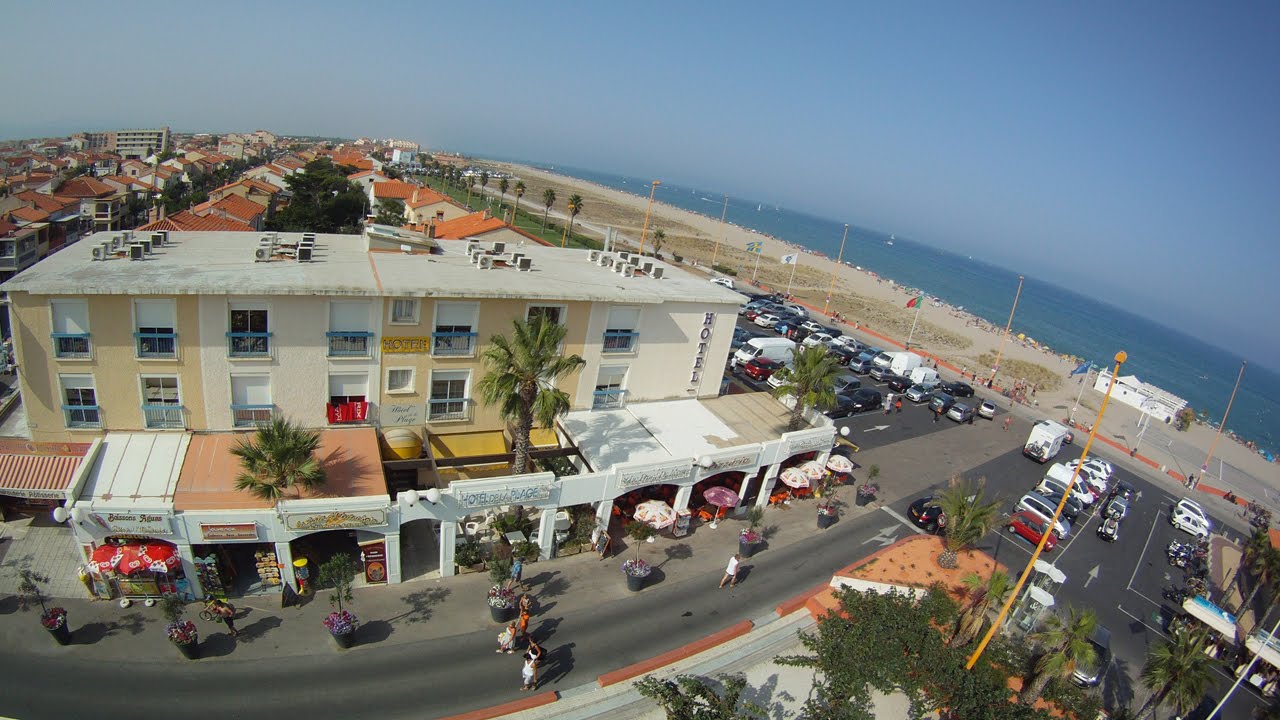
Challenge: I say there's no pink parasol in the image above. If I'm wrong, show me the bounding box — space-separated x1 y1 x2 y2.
702 486 741 508
779 467 810 489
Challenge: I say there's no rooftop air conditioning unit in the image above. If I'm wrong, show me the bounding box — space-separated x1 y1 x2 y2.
110 235 123 250
492 241 505 254
597 254 613 267
150 232 165 247
621 264 635 277
588 250 600 263
129 244 144 261
517 257 532 271
91 243 109 261
465 242 478 256
140 239 153 254
628 255 641 267
508 252 523 266
613 261 626 274
255 247 272 262
618 251 631 262
641 261 654 274
476 255 493 269
297 246 313 262
651 267 664 280
122 230 134 242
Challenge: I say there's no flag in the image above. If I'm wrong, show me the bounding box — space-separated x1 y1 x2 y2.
746 241 763 254
781 253 798 265
906 295 923 309
1071 360 1092 376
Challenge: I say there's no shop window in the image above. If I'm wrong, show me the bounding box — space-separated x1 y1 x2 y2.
134 299 177 358
593 366 628 410
603 306 640 353
328 373 370 424
141 376 183 429
432 302 478 357
428 370 470 421
227 303 270 357
327 301 373 357
60 374 100 428
230 374 273 427
51 299 91 359
390 298 419 325
387 367 415 394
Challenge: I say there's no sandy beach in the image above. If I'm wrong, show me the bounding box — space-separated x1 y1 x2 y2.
477 160 1279 500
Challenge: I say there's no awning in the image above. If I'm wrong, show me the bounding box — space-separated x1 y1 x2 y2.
1183 596 1238 639
529 428 559 448
0 453 83 500
429 431 508 459
1247 630 1280 671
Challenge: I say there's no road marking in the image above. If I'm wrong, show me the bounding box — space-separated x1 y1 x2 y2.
861 525 901 547
879 506 925 535
865 425 890 433
1084 565 1100 588
1129 510 1165 592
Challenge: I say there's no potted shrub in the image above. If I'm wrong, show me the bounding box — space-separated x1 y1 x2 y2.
41 607 71 645
856 482 880 507
455 541 485 574
487 557 517 622
14 568 71 646
512 540 540 564
739 506 765 558
623 521 657 591
817 501 839 529
161 596 199 659
318 555 359 649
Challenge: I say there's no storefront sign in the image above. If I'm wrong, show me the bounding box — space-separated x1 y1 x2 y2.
701 451 759 472
451 476 554 509
619 460 695 490
283 509 388 531
785 430 832 456
200 523 259 541
382 336 431 354
384 402 425 427
361 541 387 584
4 488 68 500
689 312 716 386
90 512 172 536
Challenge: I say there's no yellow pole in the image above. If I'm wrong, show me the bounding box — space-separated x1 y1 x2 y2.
638 180 660 256
711 194 728 268
966 350 1127 670
1203 360 1246 479
561 201 574 248
989 275 1024 388
824 224 849 316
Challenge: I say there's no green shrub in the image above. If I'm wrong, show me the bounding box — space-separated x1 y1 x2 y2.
712 264 737 277
455 541 483 567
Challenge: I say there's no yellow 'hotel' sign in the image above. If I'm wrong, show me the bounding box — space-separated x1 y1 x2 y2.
382 337 431 354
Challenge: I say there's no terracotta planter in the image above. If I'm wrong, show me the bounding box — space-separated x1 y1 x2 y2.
456 563 486 575
174 639 200 659
330 629 356 649
625 573 648 592
47 623 71 646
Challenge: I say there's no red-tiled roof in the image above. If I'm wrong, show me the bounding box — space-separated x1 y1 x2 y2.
404 187 451 208
196 194 264 223
138 210 255 233
432 211 508 239
0 218 19 236
8 206 49 223
371 180 420 200
15 190 70 213
56 177 117 198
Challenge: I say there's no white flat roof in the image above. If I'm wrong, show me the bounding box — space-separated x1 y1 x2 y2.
2 230 743 306
78 433 189 509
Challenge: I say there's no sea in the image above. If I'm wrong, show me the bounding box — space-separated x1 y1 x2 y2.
529 163 1279 459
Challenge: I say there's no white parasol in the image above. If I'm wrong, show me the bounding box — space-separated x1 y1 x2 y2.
799 461 826 480
826 455 855 474
634 500 677 530
779 468 810 489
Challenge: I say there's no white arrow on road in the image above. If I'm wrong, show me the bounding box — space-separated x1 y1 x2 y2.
1084 565 1100 588
861 525 901 547
864 425 890 433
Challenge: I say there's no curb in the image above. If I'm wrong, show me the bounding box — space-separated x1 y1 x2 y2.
773 581 830 617
438 691 559 720
596 619 754 687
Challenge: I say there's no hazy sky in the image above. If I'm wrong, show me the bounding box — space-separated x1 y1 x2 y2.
3 1 1278 361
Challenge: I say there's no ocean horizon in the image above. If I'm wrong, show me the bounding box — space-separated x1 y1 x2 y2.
501 160 1278 458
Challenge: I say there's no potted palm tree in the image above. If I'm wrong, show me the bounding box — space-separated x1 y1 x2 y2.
623 521 656 591
486 557 517 622
768 344 843 431
318 554 359 649
161 595 199 659
739 506 764 558
934 476 1001 569
231 416 327 500
15 569 70 645
855 465 881 507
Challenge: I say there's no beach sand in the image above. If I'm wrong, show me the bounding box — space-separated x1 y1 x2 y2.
477 161 1278 500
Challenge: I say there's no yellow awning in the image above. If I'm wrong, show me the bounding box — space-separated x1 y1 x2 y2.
530 428 559 448
429 430 508 459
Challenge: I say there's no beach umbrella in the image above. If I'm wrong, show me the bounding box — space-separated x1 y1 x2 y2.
779 468 810 489
702 486 741 528
799 461 826 480
89 545 118 574
633 500 676 530
140 543 180 573
826 455 855 474
113 544 150 575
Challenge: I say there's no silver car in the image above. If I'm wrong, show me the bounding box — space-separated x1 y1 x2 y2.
905 384 934 403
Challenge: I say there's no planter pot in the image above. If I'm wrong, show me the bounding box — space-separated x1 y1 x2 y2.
174 639 200 660
330 629 356 649
490 604 514 623
558 544 583 556
817 512 838 529
47 623 71 646
456 563 486 575
625 573 648 592
739 539 760 558
855 494 874 507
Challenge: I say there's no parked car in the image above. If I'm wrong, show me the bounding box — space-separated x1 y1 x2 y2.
730 327 752 350
1109 480 1137 503
845 388 883 413
710 277 736 290
833 336 865 354
929 392 957 415
766 369 792 390
1014 491 1072 538
740 357 783 381
905 384 934 403
827 346 858 367
885 375 913 393
1038 489 1083 523
825 393 861 419
1067 458 1114 482
1097 515 1120 542
802 332 836 349
977 400 997 420
939 381 974 398
1006 511 1059 551
908 495 945 533
1104 495 1129 520
867 365 894 381
1170 498 1211 538
1072 627 1113 687
847 357 873 374
946 402 976 423
754 313 782 329
799 320 825 333
833 374 862 394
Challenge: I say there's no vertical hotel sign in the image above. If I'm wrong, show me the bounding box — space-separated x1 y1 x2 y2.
689 312 715 387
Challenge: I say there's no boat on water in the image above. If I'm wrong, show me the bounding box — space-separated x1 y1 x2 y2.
757 203 762 211
886 234 896 246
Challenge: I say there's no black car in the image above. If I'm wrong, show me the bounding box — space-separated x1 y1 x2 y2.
1040 489 1082 522
827 345 858 366
825 393 860 419
929 392 956 415
939 381 974 398
1109 480 1137 503
908 495 945 533
846 388 883 413
884 374 913 393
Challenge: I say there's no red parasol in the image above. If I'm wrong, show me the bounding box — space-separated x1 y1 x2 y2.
89 545 118 574
140 543 180 572
113 545 150 575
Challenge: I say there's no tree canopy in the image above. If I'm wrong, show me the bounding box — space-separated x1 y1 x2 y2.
267 158 366 233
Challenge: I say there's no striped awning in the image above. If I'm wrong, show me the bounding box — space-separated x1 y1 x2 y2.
0 453 83 500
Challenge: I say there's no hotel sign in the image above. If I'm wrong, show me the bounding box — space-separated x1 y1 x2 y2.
619 460 695 490
785 430 832 456
384 402 425 426
91 512 172 536
689 312 716 387
382 336 432 354
451 476 554 509
283 509 388 531
200 523 259 541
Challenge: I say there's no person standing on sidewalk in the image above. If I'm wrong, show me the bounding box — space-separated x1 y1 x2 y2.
521 656 537 691
497 622 517 653
516 607 532 646
506 557 524 591
884 393 894 415
208 598 239 637
1003 416 1013 431
719 553 741 589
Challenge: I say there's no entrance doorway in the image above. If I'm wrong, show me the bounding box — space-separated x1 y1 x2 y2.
400 518 439 582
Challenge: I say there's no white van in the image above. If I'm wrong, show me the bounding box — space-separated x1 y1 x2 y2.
732 337 796 368
710 277 736 290
1045 462 1105 499
1024 420 1069 463
1015 491 1072 538
1037 473 1095 507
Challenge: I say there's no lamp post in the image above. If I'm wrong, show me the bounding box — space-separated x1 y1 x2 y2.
1132 398 1160 456
637 180 660 256
824 224 849 316
988 275 1024 388
710 195 728 268
1202 360 1246 481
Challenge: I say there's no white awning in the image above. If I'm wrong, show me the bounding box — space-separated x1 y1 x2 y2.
1183 596 1238 639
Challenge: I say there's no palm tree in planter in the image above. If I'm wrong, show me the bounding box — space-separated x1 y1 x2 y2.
1135 626 1215 719
160 594 199 659
950 569 1012 648
769 344 842 432
856 464 881 507
476 314 586 476
318 554 359 649
739 506 765 557
232 417 326 501
486 557 517 622
934 475 1001 569
1019 606 1098 705
14 567 70 645
623 521 656 591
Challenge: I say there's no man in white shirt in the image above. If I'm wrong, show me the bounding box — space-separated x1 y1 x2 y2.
719 553 741 589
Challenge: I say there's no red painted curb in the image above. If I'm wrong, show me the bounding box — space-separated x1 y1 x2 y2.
596 619 754 687
775 581 831 617
437 690 558 720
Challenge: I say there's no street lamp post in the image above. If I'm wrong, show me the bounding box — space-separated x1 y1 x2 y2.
988 275 1024 389
711 195 728 268
637 180 660 256
1132 398 1160 456
824 224 849 316
1202 360 1246 481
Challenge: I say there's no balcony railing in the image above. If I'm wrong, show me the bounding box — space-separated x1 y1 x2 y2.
428 398 470 422
62 404 102 428
142 404 184 429
231 404 274 428
52 333 92 359
326 331 374 357
602 330 639 353
431 331 477 357
135 332 177 358
592 389 626 410
226 332 272 357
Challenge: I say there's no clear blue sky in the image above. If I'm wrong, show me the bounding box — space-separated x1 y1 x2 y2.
4 1 1278 362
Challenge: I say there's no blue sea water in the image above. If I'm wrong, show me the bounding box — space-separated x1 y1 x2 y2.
536 163 1280 457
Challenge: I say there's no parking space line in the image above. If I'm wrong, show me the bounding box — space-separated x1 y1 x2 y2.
1117 603 1168 638
1129 510 1165 591
879 506 925 535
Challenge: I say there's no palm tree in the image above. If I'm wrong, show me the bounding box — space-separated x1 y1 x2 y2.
466 173 477 206
563 194 583 247
541 188 556 231
479 170 490 195
652 228 666 257
1233 529 1277 614
231 417 327 501
951 569 1013 647
476 314 586 475
497 177 509 212
768 344 842 431
1136 626 1215 719
512 181 526 225
1020 607 1098 705
934 475 1001 568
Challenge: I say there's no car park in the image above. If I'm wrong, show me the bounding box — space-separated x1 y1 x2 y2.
1170 498 1211 538
740 357 783 381
1067 458 1114 482
939 381 974 398
845 388 883 413
802 332 836 349
977 400 997 419
1038 488 1083 522
754 313 782 328
1072 627 1112 687
1014 491 1072 538
908 495 945 533
929 392 957 415
905 384 934 403
1006 511 1059 551
847 357 872 374
884 375 913 393
946 402 976 423
833 374 862 394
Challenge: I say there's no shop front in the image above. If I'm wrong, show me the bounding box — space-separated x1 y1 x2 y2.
86 534 189 603
187 518 280 598
281 502 395 589
0 439 94 520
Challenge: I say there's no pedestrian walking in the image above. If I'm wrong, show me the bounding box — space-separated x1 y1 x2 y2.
517 608 532 645
884 393 894 415
895 398 902 413
719 553 741 589
519 593 533 615
506 557 524 591
208 598 238 637
522 639 544 690
933 408 940 423
1003 416 1013 432
497 622 517 653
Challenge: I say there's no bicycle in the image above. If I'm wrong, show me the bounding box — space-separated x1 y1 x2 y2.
199 599 227 623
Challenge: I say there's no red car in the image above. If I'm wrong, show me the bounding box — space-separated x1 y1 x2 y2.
1006 511 1059 552
741 357 783 381
743 308 765 321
